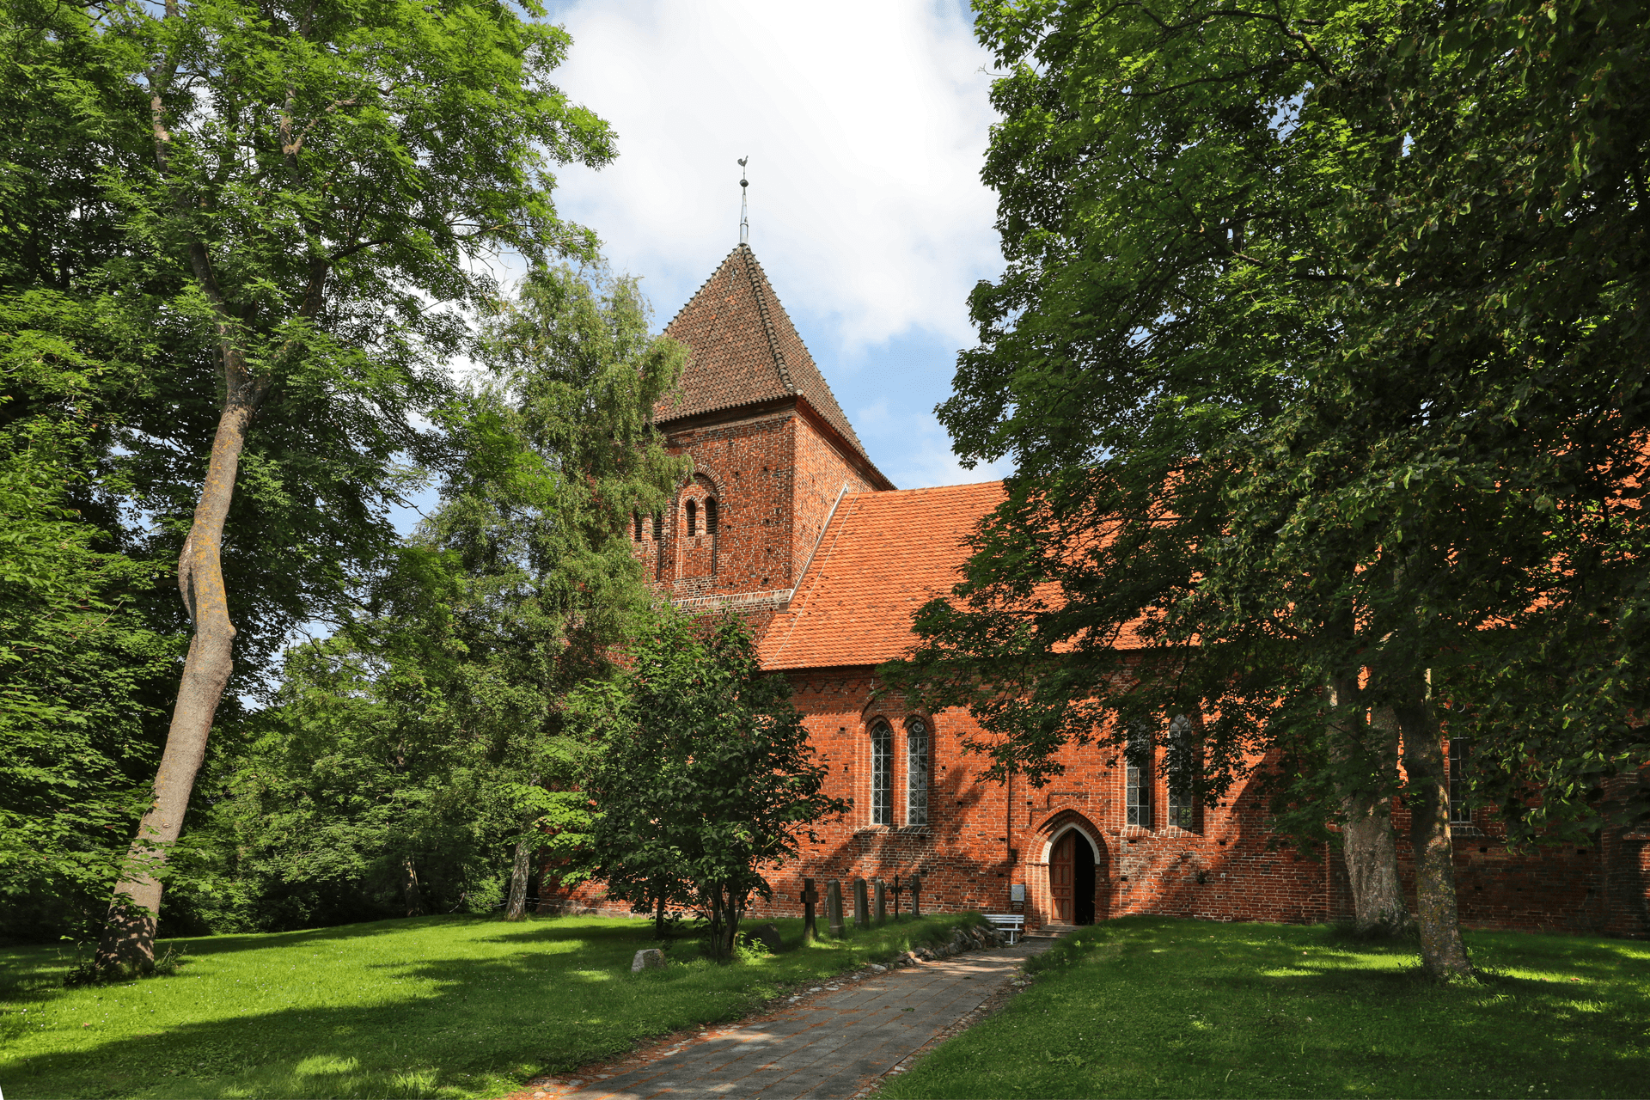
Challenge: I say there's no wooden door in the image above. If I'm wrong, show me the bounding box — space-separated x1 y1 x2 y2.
1050 832 1074 921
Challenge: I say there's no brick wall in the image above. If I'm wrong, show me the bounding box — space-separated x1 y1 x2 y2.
632 402 875 628
541 661 1648 937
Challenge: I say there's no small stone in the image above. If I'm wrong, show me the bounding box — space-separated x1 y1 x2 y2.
809 986 823 992
631 948 666 973
870 963 887 972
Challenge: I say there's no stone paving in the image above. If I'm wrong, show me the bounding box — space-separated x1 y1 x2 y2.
509 935 1059 1100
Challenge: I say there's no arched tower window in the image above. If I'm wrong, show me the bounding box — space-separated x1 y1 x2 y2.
705 497 718 535
686 499 698 537
652 512 662 540
633 511 643 541
870 722 893 826
906 718 930 826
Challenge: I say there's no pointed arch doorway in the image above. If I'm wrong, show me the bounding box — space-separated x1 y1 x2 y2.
1049 828 1099 925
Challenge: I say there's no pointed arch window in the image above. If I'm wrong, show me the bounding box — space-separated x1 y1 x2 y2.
1166 715 1197 830
686 499 698 537
652 511 662 540
906 718 930 826
1448 737 1472 825
871 722 893 826
705 497 718 535
1126 721 1153 828
633 511 643 541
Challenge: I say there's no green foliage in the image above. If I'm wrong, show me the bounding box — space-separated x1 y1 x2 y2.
892 0 1650 847
577 613 851 960
0 290 179 941
176 266 687 931
0 912 982 1098
881 917 1650 1099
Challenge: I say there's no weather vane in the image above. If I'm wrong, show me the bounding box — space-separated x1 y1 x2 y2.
738 156 750 245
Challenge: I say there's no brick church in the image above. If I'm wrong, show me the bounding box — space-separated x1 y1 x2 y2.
586 242 1649 937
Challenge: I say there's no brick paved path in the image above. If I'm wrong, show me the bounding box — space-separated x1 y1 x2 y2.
513 936 1058 1100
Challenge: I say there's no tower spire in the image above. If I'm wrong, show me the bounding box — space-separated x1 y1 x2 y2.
738 156 749 245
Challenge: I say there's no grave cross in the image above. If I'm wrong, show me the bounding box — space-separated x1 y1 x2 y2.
799 877 820 943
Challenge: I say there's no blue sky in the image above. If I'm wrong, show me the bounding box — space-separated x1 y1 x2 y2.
536 0 1013 491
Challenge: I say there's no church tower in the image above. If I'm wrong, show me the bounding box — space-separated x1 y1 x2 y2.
636 245 894 632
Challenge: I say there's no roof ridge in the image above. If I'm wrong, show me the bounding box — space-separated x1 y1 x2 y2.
740 244 797 395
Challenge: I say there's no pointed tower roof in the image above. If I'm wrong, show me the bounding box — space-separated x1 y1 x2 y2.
658 244 873 466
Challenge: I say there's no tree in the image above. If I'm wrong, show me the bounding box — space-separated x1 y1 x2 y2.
181 265 688 931
30 0 622 970
576 613 849 960
896 0 1649 978
0 293 178 940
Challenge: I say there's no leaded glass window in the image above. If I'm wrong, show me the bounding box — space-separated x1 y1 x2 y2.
1166 714 1196 830
906 718 930 826
871 722 893 826
1126 722 1152 828
1448 737 1472 825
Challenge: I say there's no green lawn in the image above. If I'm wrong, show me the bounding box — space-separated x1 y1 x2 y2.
0 911 981 1099
878 916 1650 1099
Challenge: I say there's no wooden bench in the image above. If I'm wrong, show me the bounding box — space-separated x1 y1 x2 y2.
985 913 1025 944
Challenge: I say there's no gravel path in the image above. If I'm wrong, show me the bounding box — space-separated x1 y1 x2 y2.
505 935 1060 1100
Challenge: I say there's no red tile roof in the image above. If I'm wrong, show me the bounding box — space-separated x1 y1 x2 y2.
659 245 869 463
759 481 1006 670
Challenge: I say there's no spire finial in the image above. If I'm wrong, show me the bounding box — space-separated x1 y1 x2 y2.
738 156 749 246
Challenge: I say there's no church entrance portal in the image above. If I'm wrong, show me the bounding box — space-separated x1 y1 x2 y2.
1049 829 1098 925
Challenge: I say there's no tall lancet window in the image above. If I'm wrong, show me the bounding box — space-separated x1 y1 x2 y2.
1126 721 1153 828
871 722 893 826
1166 715 1196 830
705 498 718 534
686 499 698 537
906 718 930 826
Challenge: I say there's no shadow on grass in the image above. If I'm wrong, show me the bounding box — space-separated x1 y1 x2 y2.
885 916 1650 1100
3 912 981 1100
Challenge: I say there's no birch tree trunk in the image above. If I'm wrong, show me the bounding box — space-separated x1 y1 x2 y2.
403 857 424 917
504 835 534 921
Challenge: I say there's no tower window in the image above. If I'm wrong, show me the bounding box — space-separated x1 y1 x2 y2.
871 722 893 826
686 499 697 537
652 512 662 540
705 498 718 535
633 511 643 541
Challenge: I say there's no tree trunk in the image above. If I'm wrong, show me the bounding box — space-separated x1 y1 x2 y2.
653 892 667 939
403 857 425 917
504 835 533 921
1328 680 1409 936
1326 679 1405 936
96 385 262 973
1395 692 1472 978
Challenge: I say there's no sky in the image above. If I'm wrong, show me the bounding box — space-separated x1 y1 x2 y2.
536 0 1012 490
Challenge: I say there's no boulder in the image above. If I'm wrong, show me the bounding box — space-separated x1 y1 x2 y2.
748 922 784 953
631 948 666 973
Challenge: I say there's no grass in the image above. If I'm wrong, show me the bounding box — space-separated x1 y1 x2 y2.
877 916 1650 1099
0 910 982 1099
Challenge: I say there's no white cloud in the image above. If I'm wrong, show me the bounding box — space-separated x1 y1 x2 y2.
544 0 1002 352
